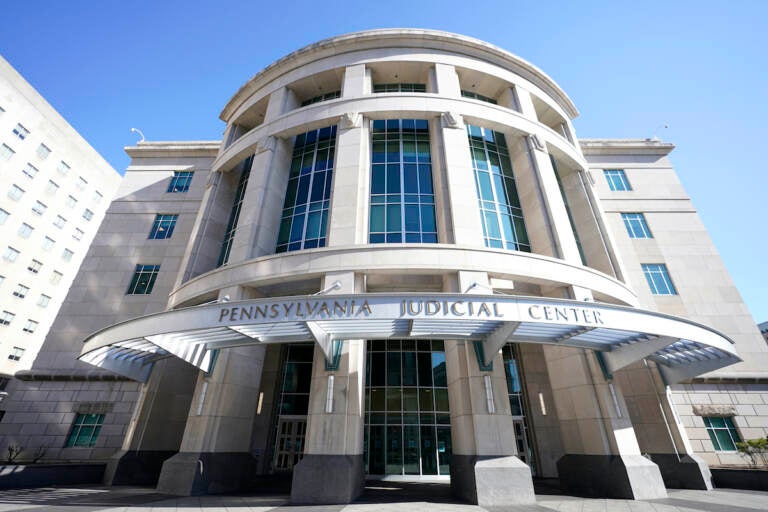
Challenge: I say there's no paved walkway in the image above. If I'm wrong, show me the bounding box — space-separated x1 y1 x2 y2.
0 482 765 512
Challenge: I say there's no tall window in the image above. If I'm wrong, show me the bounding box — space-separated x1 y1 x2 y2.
148 214 179 240
38 294 51 308
369 119 436 244
3 246 20 262
276 127 336 253
0 208 8 224
8 347 24 361
17 223 33 238
622 213 652 238
0 311 15 326
218 156 253 265
23 319 38 333
12 284 29 298
704 416 741 451
12 124 30 140
167 171 194 193
53 215 67 229
126 264 160 295
50 270 63 284
37 143 51 160
642 263 677 295
22 163 38 179
27 259 42 273
57 161 70 175
467 125 530 251
0 143 15 161
604 169 631 191
7 184 24 201
65 413 104 447
82 208 94 221
32 201 47 215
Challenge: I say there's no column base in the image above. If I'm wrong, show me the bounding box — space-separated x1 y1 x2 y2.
104 450 177 486
557 454 667 499
450 455 535 506
290 454 364 504
649 453 713 490
156 452 257 495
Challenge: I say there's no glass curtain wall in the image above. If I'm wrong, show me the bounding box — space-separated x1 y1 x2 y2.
217 155 253 267
502 343 535 473
369 120 437 243
364 340 450 476
276 126 337 253
467 125 530 252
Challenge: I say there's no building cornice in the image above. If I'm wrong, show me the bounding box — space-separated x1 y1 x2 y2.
124 140 221 159
220 28 579 122
579 138 675 156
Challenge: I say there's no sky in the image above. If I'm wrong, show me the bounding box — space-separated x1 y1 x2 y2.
1 1 766 322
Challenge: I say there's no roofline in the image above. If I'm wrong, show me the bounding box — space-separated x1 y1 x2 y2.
220 28 580 121
579 138 675 156
124 140 221 158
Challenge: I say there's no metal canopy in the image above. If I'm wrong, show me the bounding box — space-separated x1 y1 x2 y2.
78 293 740 384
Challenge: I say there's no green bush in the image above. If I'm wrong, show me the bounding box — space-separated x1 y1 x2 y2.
735 437 768 467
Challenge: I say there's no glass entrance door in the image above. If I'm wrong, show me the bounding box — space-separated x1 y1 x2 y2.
364 339 451 476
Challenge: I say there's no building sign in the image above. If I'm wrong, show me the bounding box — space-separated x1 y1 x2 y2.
214 295 606 327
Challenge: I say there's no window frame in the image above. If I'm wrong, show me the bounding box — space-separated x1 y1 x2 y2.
167 171 194 193
65 413 105 447
641 263 678 295
704 416 742 452
621 212 653 238
148 214 179 240
604 169 632 191
126 264 160 295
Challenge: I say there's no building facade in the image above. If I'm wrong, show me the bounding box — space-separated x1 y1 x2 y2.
0 56 121 386
0 30 765 506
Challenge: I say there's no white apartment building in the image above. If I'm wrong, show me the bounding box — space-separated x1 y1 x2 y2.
0 56 121 382
0 30 765 506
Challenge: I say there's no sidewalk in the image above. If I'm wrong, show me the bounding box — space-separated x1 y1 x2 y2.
0 482 765 512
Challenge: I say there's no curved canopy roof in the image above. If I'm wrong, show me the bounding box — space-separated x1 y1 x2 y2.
79 293 739 384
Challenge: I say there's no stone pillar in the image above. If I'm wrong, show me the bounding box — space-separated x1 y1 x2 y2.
542 342 667 499
615 362 712 490
291 272 366 504
327 112 367 246
444 271 535 506
156 287 266 495
104 357 198 485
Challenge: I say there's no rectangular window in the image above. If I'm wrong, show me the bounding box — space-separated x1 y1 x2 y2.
3 246 20 262
62 248 74 261
642 263 677 295
0 208 8 224
622 213 653 238
167 171 194 193
467 124 530 251
12 123 30 140
275 126 338 253
77 176 87 190
57 161 71 175
461 90 498 104
27 259 42 273
46 180 59 194
65 195 77 208
7 184 24 201
369 119 437 244
82 208 94 221
373 83 427 93
42 236 55 251
37 143 51 160
22 163 39 179
38 294 51 308
604 169 631 191
12 284 29 299
148 214 179 240
8 347 24 361
22 319 38 333
126 264 160 295
17 222 33 238
73 228 84 241
32 201 47 215
50 271 63 284
0 143 15 161
218 158 253 265
704 416 742 451
54 215 67 229
0 311 15 326
92 190 103 203
301 90 341 106
65 413 104 447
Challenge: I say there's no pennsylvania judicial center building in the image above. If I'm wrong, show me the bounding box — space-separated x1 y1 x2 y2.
1 29 766 507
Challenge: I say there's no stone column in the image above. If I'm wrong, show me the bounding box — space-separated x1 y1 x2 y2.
444 271 535 506
542 342 667 498
615 362 712 490
104 357 199 485
291 271 366 504
156 286 267 495
511 87 582 263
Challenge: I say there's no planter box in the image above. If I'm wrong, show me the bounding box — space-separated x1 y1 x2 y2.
0 464 106 489
711 468 768 491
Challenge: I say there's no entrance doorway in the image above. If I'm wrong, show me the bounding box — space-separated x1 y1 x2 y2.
363 340 451 477
272 343 314 472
